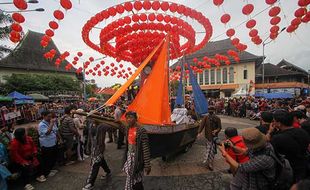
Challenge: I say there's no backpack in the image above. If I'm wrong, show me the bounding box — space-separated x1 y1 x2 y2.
263 151 294 190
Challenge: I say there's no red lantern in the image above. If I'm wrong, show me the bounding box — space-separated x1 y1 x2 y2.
249 29 258 37
161 2 169 11
152 1 160 11
60 0 72 10
265 0 277 5
134 1 143 11
77 52 83 57
124 2 133 11
54 10 64 20
13 0 27 10
270 32 278 40
49 21 59 30
269 6 281 17
143 1 152 10
116 5 124 14
286 25 297 33
270 25 280 33
220 14 231 24
10 31 21 40
291 17 302 26
213 0 224 6
169 3 177 12
108 7 117 16
157 14 164 22
139 13 147 22
45 29 54 37
12 13 25 23
231 38 240 45
298 0 310 7
295 8 307 18
193 58 198 63
89 57 94 62
11 23 22 32
246 19 256 29
226 28 235 37
270 16 281 25
242 4 254 15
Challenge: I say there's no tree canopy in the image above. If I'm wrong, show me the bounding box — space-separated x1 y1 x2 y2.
0 73 80 94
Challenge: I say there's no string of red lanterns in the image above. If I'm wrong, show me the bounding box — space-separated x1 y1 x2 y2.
10 0 28 43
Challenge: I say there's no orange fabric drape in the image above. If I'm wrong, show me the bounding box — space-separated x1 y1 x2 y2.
126 39 172 125
104 39 165 106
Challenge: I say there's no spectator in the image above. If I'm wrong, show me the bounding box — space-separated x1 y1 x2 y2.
10 128 46 190
291 111 307 129
290 179 310 190
223 127 249 164
38 110 58 178
271 110 310 182
255 111 273 135
73 109 86 161
0 142 11 190
60 106 79 165
219 128 276 190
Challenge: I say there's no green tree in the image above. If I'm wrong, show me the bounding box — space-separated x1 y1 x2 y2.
0 12 13 58
85 83 98 97
0 73 81 94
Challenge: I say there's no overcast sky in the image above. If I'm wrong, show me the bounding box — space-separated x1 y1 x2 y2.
1 0 310 87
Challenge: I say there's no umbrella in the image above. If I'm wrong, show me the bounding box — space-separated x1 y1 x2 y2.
0 95 13 102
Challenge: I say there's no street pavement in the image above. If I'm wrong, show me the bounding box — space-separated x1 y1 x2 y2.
10 115 259 190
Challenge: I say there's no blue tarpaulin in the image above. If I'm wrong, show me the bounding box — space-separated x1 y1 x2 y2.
254 92 293 99
7 91 34 104
175 62 184 107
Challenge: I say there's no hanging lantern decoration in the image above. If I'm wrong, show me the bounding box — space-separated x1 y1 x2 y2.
269 6 281 17
77 52 83 57
213 0 224 6
12 13 25 23
11 23 22 32
295 7 307 18
270 16 281 25
249 29 258 37
298 0 310 7
242 4 254 16
270 25 280 33
246 19 256 29
220 13 231 24
265 0 277 5
231 38 240 45
13 0 27 10
54 10 65 20
49 21 59 30
226 28 235 37
45 29 54 37
291 17 302 26
286 25 297 33
60 0 72 10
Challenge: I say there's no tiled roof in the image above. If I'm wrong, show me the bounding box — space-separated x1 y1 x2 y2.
256 63 303 77
0 30 75 74
277 59 308 76
96 87 116 95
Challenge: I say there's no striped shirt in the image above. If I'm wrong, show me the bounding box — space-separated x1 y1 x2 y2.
60 115 75 137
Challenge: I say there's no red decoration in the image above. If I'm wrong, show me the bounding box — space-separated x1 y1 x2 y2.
134 1 143 11
220 14 231 24
45 29 54 37
77 52 83 57
11 23 22 32
265 0 277 5
152 1 161 10
54 10 64 20
213 0 224 6
269 6 281 17
270 25 280 33
161 2 169 11
291 17 302 26
249 29 258 37
13 0 27 10
60 0 72 10
270 16 281 25
49 21 59 30
231 38 240 45
298 0 310 7
12 13 25 23
108 7 117 17
295 8 307 18
286 25 297 33
242 4 254 15
270 32 278 40
226 28 235 37
89 57 94 62
246 19 256 29
143 1 152 10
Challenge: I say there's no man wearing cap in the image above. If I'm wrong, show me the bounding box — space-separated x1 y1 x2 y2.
198 106 222 171
219 128 276 190
123 111 151 190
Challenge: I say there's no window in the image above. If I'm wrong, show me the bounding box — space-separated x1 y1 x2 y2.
243 69 248 80
223 68 228 84
211 69 215 84
205 70 209 85
199 73 204 85
216 69 221 84
229 67 234 83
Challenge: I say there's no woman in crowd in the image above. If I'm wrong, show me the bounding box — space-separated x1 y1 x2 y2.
10 128 45 190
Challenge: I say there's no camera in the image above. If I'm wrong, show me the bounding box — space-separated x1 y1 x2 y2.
224 141 231 148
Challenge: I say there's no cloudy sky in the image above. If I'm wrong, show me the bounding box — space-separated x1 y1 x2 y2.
1 0 310 87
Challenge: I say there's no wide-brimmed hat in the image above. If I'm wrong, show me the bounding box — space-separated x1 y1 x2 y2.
241 128 267 150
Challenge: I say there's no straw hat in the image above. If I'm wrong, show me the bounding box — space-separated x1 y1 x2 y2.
241 128 267 150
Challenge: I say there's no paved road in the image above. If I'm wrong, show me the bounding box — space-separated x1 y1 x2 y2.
10 116 258 190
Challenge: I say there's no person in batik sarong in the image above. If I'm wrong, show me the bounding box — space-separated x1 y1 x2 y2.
198 106 222 171
123 111 151 190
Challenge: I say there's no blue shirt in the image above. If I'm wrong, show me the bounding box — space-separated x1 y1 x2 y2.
39 120 58 148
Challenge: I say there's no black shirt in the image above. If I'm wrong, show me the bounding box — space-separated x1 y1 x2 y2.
255 124 270 135
271 128 310 178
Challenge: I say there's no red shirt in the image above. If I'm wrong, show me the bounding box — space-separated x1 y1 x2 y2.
128 127 137 145
9 136 39 166
226 136 249 164
293 122 301 128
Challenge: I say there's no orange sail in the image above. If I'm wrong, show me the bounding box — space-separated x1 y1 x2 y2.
126 39 172 125
104 39 165 106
